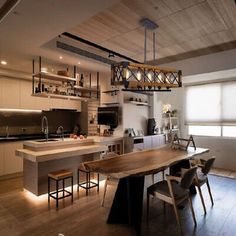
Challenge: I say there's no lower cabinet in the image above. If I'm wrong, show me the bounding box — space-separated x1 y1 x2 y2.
0 141 23 177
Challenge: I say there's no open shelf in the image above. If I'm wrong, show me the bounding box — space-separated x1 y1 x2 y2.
73 85 100 93
31 92 95 101
102 89 119 94
127 101 150 106
34 72 77 82
102 102 120 106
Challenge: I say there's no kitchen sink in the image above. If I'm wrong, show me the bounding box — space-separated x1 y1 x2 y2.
36 139 59 142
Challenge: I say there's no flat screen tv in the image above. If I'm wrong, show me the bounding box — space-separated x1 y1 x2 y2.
97 106 119 130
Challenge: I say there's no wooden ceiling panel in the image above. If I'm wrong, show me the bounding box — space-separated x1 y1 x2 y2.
121 0 173 21
207 0 236 28
67 0 236 64
163 0 205 12
169 2 228 39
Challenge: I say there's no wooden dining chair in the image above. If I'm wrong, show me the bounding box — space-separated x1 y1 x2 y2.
147 166 198 234
101 152 119 207
192 156 216 214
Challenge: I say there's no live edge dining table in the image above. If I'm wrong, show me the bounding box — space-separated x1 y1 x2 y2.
80 146 209 235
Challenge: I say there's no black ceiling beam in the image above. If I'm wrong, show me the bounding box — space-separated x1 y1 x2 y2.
61 32 141 64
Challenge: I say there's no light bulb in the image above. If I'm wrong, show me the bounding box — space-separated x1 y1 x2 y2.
137 72 141 81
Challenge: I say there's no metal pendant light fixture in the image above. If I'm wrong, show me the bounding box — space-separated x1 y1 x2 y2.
111 18 182 92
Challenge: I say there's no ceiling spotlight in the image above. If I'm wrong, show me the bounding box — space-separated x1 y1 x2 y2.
59 56 63 59
77 61 81 65
1 60 7 65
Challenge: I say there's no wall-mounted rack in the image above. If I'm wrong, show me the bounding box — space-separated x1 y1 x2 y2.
32 56 100 101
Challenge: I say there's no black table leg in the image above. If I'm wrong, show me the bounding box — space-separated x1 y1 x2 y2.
107 176 144 236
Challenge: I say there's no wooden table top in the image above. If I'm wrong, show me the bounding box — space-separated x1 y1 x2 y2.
82 146 209 179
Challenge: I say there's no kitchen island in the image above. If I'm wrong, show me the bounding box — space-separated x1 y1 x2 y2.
16 137 108 195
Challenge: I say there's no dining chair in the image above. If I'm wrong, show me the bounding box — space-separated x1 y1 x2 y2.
192 156 216 214
101 152 119 207
147 166 198 234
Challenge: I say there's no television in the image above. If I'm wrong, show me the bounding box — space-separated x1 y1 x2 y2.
97 106 119 130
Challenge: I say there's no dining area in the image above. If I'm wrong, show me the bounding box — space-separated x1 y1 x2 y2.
1 142 234 236
79 144 212 236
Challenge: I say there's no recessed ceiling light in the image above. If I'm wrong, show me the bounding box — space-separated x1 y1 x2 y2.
59 56 63 59
78 61 81 65
1 60 7 65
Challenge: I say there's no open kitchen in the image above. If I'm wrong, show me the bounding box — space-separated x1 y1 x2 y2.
1 1 236 236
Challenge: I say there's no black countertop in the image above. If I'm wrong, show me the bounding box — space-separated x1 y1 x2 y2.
0 133 71 142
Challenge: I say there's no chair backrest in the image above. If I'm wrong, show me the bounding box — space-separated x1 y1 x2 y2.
201 157 216 175
180 166 198 189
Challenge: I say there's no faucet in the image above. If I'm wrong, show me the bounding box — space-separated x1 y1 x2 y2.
57 126 64 141
41 116 49 141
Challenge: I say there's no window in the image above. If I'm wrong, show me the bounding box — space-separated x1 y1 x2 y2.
186 82 236 137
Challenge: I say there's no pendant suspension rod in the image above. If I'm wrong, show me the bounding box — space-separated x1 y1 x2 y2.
144 27 147 63
153 32 156 63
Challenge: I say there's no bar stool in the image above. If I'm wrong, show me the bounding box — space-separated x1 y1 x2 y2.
48 169 73 209
78 163 99 196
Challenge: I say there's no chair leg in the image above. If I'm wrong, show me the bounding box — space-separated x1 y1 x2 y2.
146 192 150 223
206 178 214 206
172 201 182 235
197 185 207 214
188 196 197 226
152 174 155 184
101 177 108 207
163 201 166 213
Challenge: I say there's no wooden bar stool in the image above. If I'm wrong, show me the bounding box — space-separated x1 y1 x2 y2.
48 169 73 209
78 164 99 196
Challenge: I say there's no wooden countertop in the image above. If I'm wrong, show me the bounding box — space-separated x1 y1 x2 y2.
81 146 209 179
16 143 107 162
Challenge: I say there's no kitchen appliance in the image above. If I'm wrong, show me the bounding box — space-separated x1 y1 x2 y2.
147 118 156 135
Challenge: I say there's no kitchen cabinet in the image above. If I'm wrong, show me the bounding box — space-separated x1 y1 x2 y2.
126 135 166 153
144 136 152 149
1 78 20 108
152 135 165 147
0 141 23 177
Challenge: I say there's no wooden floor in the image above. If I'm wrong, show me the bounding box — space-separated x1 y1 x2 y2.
0 172 236 236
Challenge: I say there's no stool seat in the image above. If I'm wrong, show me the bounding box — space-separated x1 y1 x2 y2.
48 170 73 180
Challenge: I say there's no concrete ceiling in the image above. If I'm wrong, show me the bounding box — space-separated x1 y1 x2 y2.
0 0 120 73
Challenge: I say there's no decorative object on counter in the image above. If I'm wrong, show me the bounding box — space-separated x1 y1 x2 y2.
103 129 112 136
162 103 172 114
171 134 196 151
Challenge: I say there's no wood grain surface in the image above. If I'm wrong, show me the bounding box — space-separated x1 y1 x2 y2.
82 146 209 179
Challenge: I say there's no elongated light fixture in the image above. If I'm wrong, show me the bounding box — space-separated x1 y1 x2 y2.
111 18 182 92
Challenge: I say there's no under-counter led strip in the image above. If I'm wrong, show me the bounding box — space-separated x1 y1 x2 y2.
0 108 42 113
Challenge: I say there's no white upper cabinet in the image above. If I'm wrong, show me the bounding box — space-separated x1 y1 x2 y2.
0 78 20 108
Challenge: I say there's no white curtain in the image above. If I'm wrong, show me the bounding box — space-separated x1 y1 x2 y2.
185 81 236 125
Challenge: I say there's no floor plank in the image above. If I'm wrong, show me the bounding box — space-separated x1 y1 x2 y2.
0 173 236 236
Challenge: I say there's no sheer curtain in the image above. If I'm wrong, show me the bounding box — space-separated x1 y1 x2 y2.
185 81 236 126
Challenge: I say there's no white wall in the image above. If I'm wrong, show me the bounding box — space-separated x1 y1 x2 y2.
153 49 236 170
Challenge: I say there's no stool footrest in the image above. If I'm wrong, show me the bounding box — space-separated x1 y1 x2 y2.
79 181 99 189
49 189 72 200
